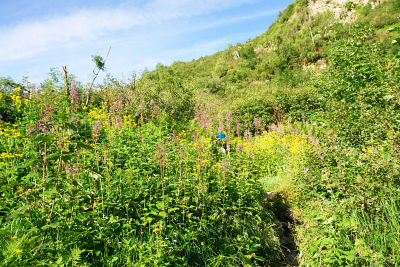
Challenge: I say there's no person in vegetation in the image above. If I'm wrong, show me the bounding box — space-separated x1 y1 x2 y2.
216 132 227 154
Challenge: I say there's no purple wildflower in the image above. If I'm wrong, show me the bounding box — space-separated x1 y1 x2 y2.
218 121 224 133
201 115 210 129
236 122 241 138
293 126 299 136
277 124 284 137
237 144 243 152
115 117 122 126
221 160 229 171
244 130 252 141
226 110 232 126
269 124 277 131
93 122 101 142
254 117 260 129
70 82 79 106
254 117 260 134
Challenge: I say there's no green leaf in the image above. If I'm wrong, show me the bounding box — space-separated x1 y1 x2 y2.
63 122 78 131
34 134 57 143
46 153 75 162
76 142 95 150
41 223 60 230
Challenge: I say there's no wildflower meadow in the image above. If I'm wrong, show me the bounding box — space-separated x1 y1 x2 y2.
1 0 400 265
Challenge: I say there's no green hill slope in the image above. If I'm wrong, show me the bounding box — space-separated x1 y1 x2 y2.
131 0 400 265
135 0 399 124
0 0 399 265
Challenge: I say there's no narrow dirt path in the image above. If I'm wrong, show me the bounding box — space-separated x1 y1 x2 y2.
267 192 299 266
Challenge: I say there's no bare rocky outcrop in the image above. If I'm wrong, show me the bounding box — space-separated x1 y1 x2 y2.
308 0 387 21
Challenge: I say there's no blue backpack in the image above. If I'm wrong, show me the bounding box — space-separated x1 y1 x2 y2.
216 132 226 142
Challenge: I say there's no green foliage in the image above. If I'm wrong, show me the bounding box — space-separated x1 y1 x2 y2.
239 45 256 60
213 59 230 78
294 127 400 265
202 77 225 94
232 85 320 131
357 1 400 29
292 11 400 266
278 3 295 22
92 54 105 71
319 23 400 146
138 64 195 121
0 80 28 123
389 23 400 58
0 86 300 265
345 1 357 11
2 0 400 266
233 94 276 128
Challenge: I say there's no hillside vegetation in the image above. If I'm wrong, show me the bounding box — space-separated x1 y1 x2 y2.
1 0 400 265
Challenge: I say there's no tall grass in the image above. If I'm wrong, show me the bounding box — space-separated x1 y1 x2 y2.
355 197 400 265
0 85 312 265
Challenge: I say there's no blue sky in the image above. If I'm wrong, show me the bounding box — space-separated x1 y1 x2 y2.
0 0 294 84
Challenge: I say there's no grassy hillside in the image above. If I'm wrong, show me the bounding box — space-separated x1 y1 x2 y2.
136 0 399 125
1 0 400 265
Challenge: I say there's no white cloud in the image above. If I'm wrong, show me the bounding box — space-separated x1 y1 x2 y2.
0 0 255 62
0 9 133 61
179 8 281 35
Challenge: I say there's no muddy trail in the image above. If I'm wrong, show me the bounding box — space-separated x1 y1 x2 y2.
267 192 299 266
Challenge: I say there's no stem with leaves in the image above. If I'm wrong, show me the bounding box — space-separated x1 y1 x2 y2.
85 46 111 106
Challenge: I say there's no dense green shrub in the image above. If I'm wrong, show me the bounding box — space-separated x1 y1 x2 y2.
321 24 400 146
2 0 400 266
